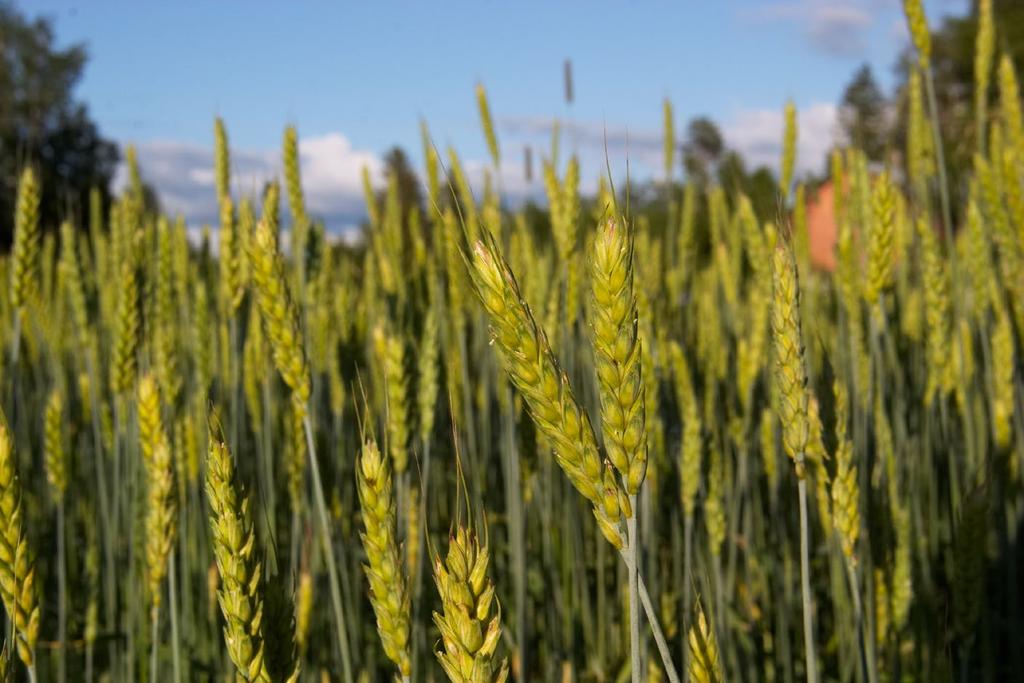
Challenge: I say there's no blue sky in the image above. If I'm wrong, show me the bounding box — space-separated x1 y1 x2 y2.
24 0 968 231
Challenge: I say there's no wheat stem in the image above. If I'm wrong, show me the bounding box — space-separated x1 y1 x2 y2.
56 502 66 683
627 556 681 683
411 437 432 681
150 604 160 682
230 317 241 456
798 475 818 683
302 414 354 683
627 496 642 683
169 550 181 683
682 511 693 676
85 353 117 676
844 557 871 683
922 67 954 255
499 388 527 677
8 316 19 379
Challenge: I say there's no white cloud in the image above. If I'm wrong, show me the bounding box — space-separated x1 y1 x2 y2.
723 102 838 177
498 115 662 196
115 133 383 234
297 133 382 216
500 116 662 168
124 101 835 232
808 5 872 56
457 153 552 206
499 103 837 187
751 1 873 57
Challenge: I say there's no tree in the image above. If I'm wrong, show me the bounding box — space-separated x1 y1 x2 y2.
365 146 427 251
839 64 888 162
889 0 1024 195
716 150 747 195
0 3 119 247
683 116 724 185
716 151 780 220
745 166 780 221
381 147 423 220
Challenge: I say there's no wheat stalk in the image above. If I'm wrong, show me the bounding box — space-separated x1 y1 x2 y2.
469 233 627 547
0 422 39 679
248 215 353 682
10 168 40 323
44 390 67 501
902 0 931 67
432 526 509 683
214 116 231 204
357 437 412 679
865 171 895 311
373 323 411 476
781 100 797 202
249 218 311 407
687 600 722 683
476 83 501 169
110 260 139 396
263 574 301 682
974 0 995 146
590 217 647 495
770 240 818 683
206 437 271 682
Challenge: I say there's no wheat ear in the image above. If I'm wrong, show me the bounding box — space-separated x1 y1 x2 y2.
590 217 647 495
687 599 722 683
248 218 310 407
432 527 509 683
469 233 628 548
770 240 818 683
0 422 40 677
206 437 271 682
357 437 412 679
10 167 40 321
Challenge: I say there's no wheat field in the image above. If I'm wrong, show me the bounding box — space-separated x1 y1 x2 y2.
0 2 1022 682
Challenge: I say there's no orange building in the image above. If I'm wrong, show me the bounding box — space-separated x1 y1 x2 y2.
806 181 838 272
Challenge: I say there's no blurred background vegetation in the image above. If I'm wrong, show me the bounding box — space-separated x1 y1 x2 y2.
1 1 1022 252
